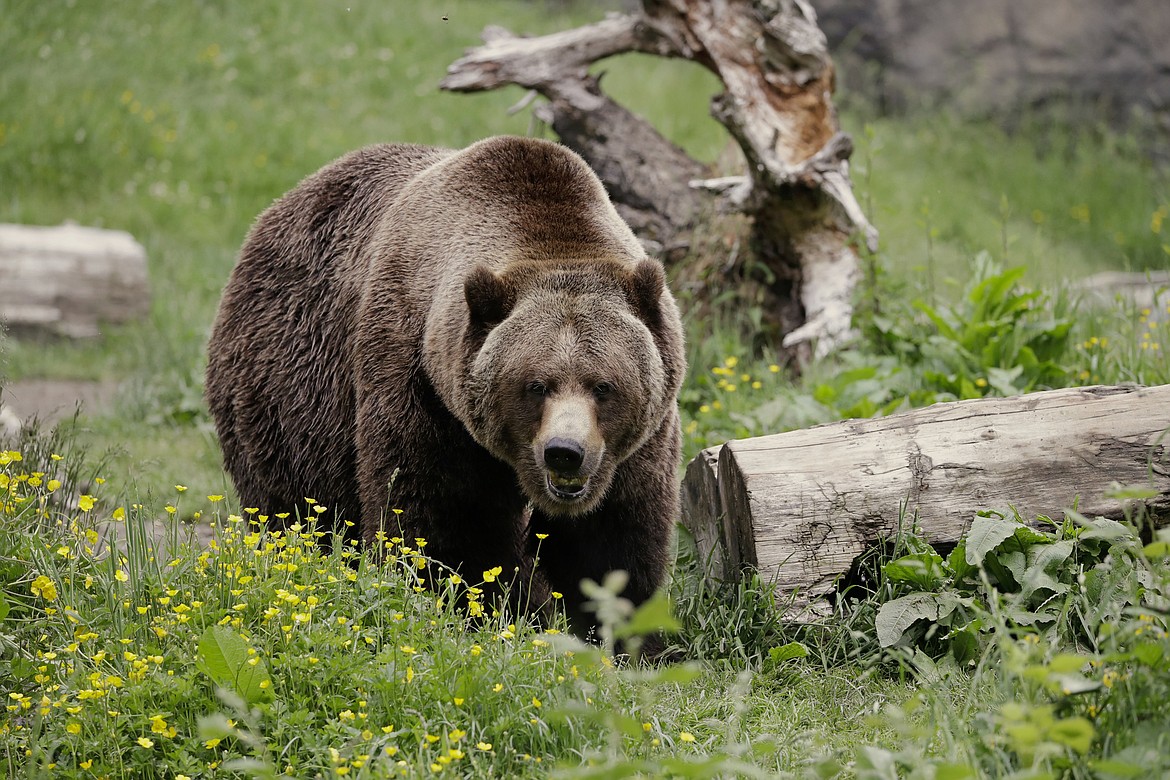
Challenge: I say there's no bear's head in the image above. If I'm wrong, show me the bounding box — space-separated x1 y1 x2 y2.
461 257 679 517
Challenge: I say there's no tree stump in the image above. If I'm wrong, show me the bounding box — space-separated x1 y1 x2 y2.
0 223 151 339
442 0 876 360
681 384 1170 617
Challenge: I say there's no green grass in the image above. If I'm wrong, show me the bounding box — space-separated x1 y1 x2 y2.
3 2 1170 778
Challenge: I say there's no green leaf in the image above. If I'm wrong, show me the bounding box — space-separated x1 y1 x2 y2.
986 365 1024 396
1020 569 1069 603
1005 608 1056 627
883 552 948 591
612 591 681 639
0 592 9 624
1028 539 1074 570
876 593 940 648
1047 652 1089 674
948 626 981 665
1087 758 1149 779
197 625 272 705
933 764 977 780
1078 517 1132 542
946 541 977 580
1132 641 1165 667
1143 540 1170 559
767 641 810 665
1047 715 1095 754
986 550 1025 590
965 514 1019 566
1011 525 1054 547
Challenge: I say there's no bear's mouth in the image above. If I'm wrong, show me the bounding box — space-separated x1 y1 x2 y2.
546 470 589 500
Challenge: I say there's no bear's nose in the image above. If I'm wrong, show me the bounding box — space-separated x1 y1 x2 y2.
544 438 584 474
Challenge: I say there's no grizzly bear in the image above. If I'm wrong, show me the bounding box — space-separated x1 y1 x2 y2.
205 136 686 631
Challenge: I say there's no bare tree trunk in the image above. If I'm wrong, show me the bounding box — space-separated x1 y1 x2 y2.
442 1 876 360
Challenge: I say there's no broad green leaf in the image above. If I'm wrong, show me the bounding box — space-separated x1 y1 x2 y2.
1012 525 1054 547
914 300 959 342
1087 758 1149 779
0 592 9 623
613 591 680 639
1028 539 1074 571
876 592 940 648
933 764 976 780
197 625 272 705
767 641 809 665
1047 715 1095 754
986 365 1024 396
1143 540 1170 559
946 541 976 580
883 552 947 590
931 591 968 624
1006 608 1056 627
965 514 1019 566
985 550 1025 590
1078 517 1132 542
1047 653 1089 674
1132 641 1165 667
1020 569 1069 603
943 616 982 664
999 550 1027 579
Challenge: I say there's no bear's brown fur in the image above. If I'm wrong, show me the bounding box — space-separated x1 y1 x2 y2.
206 136 685 630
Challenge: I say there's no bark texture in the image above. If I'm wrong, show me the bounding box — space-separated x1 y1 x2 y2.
442 1 876 358
681 384 1170 617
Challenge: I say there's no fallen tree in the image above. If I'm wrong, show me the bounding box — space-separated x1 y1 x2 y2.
681 384 1170 617
442 0 877 360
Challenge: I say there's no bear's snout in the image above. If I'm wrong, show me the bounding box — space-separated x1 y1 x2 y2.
544 437 584 474
533 394 605 507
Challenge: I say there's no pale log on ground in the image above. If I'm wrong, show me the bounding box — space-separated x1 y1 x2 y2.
0 223 151 338
681 385 1170 616
442 1 877 359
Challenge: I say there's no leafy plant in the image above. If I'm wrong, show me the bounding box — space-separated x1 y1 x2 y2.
864 252 1077 400
875 502 1167 661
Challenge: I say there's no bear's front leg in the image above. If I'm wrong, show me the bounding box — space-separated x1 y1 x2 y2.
355 384 552 620
529 409 681 636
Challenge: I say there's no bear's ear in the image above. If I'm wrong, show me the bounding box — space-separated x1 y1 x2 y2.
623 258 666 325
465 265 515 329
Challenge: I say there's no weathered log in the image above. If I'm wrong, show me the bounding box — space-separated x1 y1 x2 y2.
681 384 1170 617
0 223 151 338
442 1 876 359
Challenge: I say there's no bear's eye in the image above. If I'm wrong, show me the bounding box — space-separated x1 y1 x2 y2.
526 380 548 398
593 381 615 399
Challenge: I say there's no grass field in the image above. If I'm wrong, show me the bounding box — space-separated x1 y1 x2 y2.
3 2 1170 778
